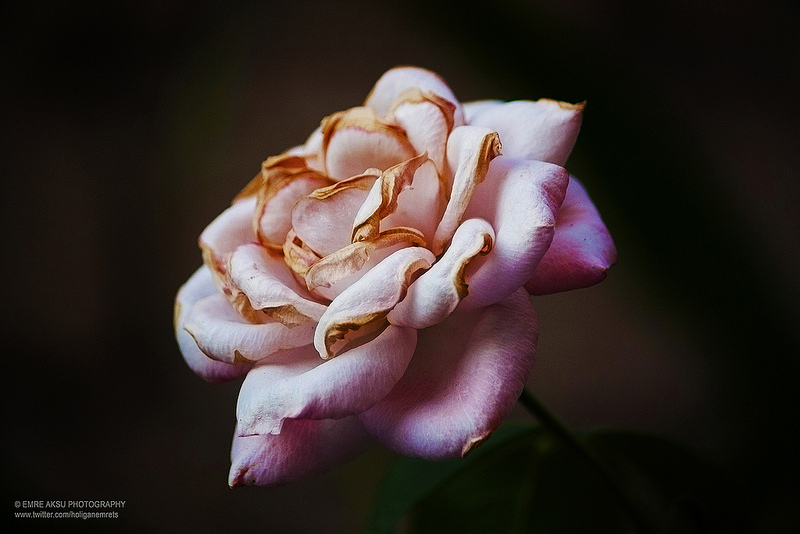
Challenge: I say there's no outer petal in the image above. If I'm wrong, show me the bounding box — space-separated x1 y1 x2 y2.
184 292 316 364
174 266 251 382
526 176 617 294
388 218 494 329
313 246 435 359
364 66 465 126
199 196 258 289
229 417 372 487
460 157 569 310
432 126 502 255
236 325 418 436
464 99 585 166
361 288 537 459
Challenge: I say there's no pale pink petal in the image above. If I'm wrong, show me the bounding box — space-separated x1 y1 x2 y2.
388 218 494 329
364 66 466 126
227 243 328 325
463 99 503 122
361 288 537 459
229 417 372 487
466 99 585 166
174 266 251 382
459 157 569 310
313 246 435 359
183 292 316 364
198 196 258 289
382 159 446 244
287 126 325 173
236 325 417 436
291 173 377 256
526 176 617 294
432 126 502 255
322 107 416 180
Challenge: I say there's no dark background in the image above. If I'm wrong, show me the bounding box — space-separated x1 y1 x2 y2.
3 0 798 531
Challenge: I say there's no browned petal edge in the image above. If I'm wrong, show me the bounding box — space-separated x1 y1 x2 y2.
233 153 309 203
320 106 411 171
387 87 456 134
351 153 428 243
476 132 503 184
461 430 493 456
321 251 432 359
453 231 493 299
537 98 587 112
305 171 378 201
283 228 323 278
305 227 426 291
362 65 453 107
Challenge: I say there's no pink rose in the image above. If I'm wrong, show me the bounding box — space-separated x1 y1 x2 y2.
174 66 616 487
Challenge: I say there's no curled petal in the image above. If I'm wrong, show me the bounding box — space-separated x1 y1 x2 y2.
361 288 537 459
460 157 569 310
314 246 436 359
465 99 585 166
352 154 427 242
322 106 415 180
287 126 325 173
526 176 617 294
174 267 251 382
184 292 315 364
432 126 501 255
292 173 378 256
304 228 426 294
388 218 494 329
386 88 455 177
381 159 446 244
229 417 372 487
236 326 418 436
199 196 258 290
227 243 328 325
364 65 465 126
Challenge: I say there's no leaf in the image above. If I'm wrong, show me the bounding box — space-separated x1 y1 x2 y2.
367 425 751 534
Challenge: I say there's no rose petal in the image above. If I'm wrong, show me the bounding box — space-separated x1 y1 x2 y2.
386 88 455 177
431 126 502 255
381 159 446 244
465 98 585 166
460 157 569 310
291 173 378 256
322 106 416 180
526 176 617 294
227 243 328 325
229 417 372 487
463 99 503 122
183 292 316 364
236 325 417 436
361 288 537 459
388 218 494 329
174 266 251 382
364 66 465 126
199 196 258 289
313 246 436 359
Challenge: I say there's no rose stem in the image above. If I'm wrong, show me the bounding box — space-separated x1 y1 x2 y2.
518 387 658 533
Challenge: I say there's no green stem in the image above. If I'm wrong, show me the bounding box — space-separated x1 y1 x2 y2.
518 387 658 534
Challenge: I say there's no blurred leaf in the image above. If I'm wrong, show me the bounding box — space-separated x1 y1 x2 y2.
368 425 750 533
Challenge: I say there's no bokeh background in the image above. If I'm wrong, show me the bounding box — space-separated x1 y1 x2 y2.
3 0 798 531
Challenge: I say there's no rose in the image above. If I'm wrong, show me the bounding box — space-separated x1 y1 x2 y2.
174 66 616 487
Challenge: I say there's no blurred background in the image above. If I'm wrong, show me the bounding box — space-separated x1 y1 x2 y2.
3 0 798 531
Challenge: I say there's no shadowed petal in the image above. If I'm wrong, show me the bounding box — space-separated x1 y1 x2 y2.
174 266 251 382
361 288 537 459
460 157 569 310
229 417 372 487
464 98 584 166
236 325 417 436
526 176 617 294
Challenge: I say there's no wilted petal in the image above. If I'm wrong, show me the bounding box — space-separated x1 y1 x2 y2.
174 267 251 382
236 325 417 436
364 65 465 126
460 157 569 310
314 246 435 359
227 243 327 326
388 218 494 329
431 126 502 255
184 292 315 364
322 106 415 180
526 176 617 294
292 173 378 256
386 88 455 177
382 159 446 244
199 196 258 289
465 99 585 166
361 288 537 459
229 417 372 487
